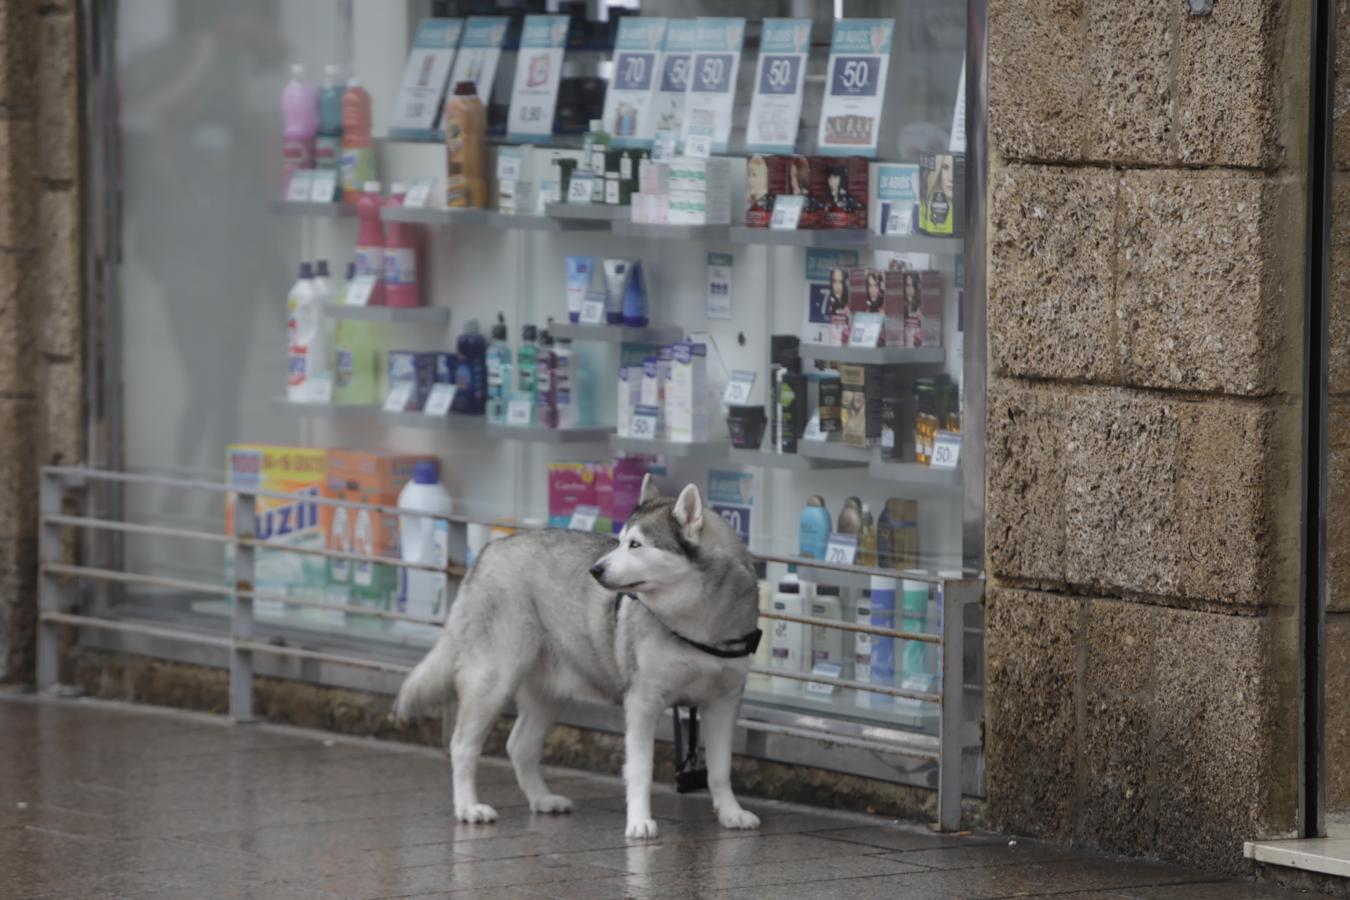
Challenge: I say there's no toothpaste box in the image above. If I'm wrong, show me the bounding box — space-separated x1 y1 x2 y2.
226 445 334 622
327 450 438 629
668 341 708 442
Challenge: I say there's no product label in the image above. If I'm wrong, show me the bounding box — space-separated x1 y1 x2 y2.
340 146 377 196
824 532 858 566
309 169 339 203
449 16 509 108
353 246 382 280
652 19 698 151
817 19 894 158
602 18 668 149
389 18 464 140
680 17 745 154
507 15 569 143
285 169 313 203
384 247 417 286
705 251 733 320
707 469 753 545
423 383 457 416
745 19 812 154
722 369 756 406
875 163 919 236
931 431 961 469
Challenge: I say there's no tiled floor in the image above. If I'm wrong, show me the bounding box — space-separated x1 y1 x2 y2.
0 693 1312 899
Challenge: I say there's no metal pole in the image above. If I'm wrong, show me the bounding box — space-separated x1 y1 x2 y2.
230 494 256 721
37 471 69 692
936 578 974 832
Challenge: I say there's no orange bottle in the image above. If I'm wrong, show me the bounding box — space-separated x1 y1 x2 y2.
445 81 487 208
340 77 377 203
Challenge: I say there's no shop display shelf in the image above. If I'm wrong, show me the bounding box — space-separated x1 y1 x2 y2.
544 202 630 222
797 562 934 591
610 436 729 458
485 211 608 231
272 398 376 418
549 322 685 344
798 344 946 366
484 424 614 443
867 458 963 492
795 440 874 465
727 447 865 471
380 206 490 226
728 226 871 248
270 200 355 218
612 220 731 242
869 233 964 256
324 304 450 324
379 410 488 431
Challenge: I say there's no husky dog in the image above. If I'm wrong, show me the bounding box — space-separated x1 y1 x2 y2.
395 475 763 839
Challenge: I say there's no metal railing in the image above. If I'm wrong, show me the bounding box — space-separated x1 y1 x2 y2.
37 464 980 831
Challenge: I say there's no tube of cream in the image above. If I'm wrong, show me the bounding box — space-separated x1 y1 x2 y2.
602 259 633 326
623 260 648 327
564 256 594 324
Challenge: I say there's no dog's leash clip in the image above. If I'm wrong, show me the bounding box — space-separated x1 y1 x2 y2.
672 706 708 794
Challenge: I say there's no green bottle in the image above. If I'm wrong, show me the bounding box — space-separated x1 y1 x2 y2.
514 323 539 426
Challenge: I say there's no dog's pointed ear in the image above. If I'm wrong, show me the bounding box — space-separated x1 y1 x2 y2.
639 473 661 505
672 484 704 541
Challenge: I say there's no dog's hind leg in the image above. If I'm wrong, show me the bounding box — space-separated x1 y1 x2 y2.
450 668 513 824
507 686 572 814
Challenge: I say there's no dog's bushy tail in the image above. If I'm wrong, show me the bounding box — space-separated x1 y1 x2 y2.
394 632 456 722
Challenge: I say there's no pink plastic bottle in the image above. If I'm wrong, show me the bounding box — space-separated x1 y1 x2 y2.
282 63 318 191
354 182 386 306
383 182 421 307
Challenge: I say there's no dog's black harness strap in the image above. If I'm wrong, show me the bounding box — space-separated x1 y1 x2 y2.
618 593 761 659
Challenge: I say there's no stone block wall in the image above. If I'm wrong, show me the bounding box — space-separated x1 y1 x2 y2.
0 2 83 682
985 0 1307 873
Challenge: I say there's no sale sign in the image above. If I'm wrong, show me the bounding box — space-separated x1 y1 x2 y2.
652 19 697 152
601 17 667 149
507 15 569 143
745 18 812 154
680 17 745 155
448 16 508 111
817 18 894 158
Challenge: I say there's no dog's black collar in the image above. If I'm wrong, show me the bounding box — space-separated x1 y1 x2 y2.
614 593 762 659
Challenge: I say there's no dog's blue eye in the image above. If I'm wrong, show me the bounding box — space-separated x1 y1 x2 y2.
628 539 641 550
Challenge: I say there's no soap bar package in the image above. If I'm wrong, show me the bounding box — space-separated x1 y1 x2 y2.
919 153 965 237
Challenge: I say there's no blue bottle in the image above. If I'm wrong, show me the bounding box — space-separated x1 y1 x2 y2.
485 313 512 424
452 318 487 414
623 260 648 327
798 495 832 560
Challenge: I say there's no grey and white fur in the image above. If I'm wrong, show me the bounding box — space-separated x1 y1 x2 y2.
395 474 762 838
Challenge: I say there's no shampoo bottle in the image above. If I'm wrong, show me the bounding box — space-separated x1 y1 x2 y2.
810 584 845 670
771 567 806 696
486 313 512 424
340 77 376 202
799 495 832 561
452 318 487 414
853 589 874 709
383 182 421 307
748 560 773 693
354 182 386 305
516 323 539 426
857 503 878 567
281 63 318 189
315 64 345 182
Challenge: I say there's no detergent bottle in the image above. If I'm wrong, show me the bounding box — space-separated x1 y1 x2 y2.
286 262 330 401
452 318 488 414
383 182 421 307
282 64 318 190
445 81 487 208
398 461 454 629
315 64 345 190
354 182 386 305
340 77 377 202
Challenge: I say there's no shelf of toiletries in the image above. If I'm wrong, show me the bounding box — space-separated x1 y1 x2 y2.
549 322 684 345
798 344 946 367
379 206 609 232
732 443 961 494
726 226 961 256
609 436 729 459
544 202 631 222
324 304 450 324
271 200 354 218
284 397 614 444
726 448 862 472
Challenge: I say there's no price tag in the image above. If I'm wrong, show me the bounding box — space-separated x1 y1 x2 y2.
567 173 595 205
497 154 522 181
651 129 678 162
383 383 415 413
309 169 339 203
824 532 858 566
817 19 894 158
307 375 333 404
601 18 667 149
568 504 600 532
285 170 313 203
631 405 659 439
706 252 733 319
580 293 607 325
680 18 745 154
805 661 843 700
770 195 804 230
506 397 533 426
722 369 756 406
423 383 458 416
849 312 884 348
506 14 568 142
403 177 435 208
344 274 378 307
745 19 812 154
931 432 961 469
684 132 713 160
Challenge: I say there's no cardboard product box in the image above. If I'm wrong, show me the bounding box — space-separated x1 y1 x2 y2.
327 450 438 628
919 153 965 237
778 372 808 453
839 365 899 448
914 270 943 348
883 267 918 347
225 445 334 622
745 154 787 228
668 341 708 443
548 462 597 528
818 373 842 434
813 156 869 230
871 163 920 236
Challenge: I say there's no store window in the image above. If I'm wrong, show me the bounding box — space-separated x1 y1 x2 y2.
90 0 982 789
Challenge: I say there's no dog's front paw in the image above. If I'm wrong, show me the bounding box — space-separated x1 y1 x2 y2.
455 803 499 824
625 818 660 839
529 794 574 814
718 807 761 830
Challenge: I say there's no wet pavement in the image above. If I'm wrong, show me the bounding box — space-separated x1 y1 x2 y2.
0 693 1314 899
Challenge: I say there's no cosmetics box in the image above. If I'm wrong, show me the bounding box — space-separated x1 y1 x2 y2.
727 405 768 449
919 153 965 237
745 154 788 228
667 341 708 443
813 156 869 230
840 364 899 448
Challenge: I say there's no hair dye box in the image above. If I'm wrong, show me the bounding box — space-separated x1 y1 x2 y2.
226 445 334 623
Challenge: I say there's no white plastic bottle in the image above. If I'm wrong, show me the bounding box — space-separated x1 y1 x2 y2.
398 461 453 633
286 262 327 401
770 567 807 696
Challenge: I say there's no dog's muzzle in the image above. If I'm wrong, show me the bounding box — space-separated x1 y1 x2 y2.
588 562 606 582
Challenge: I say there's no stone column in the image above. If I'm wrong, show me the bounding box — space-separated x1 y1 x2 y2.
984 0 1307 872
0 1 84 683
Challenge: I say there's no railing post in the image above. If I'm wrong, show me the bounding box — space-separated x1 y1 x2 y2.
936 577 973 832
230 493 255 721
37 470 69 692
